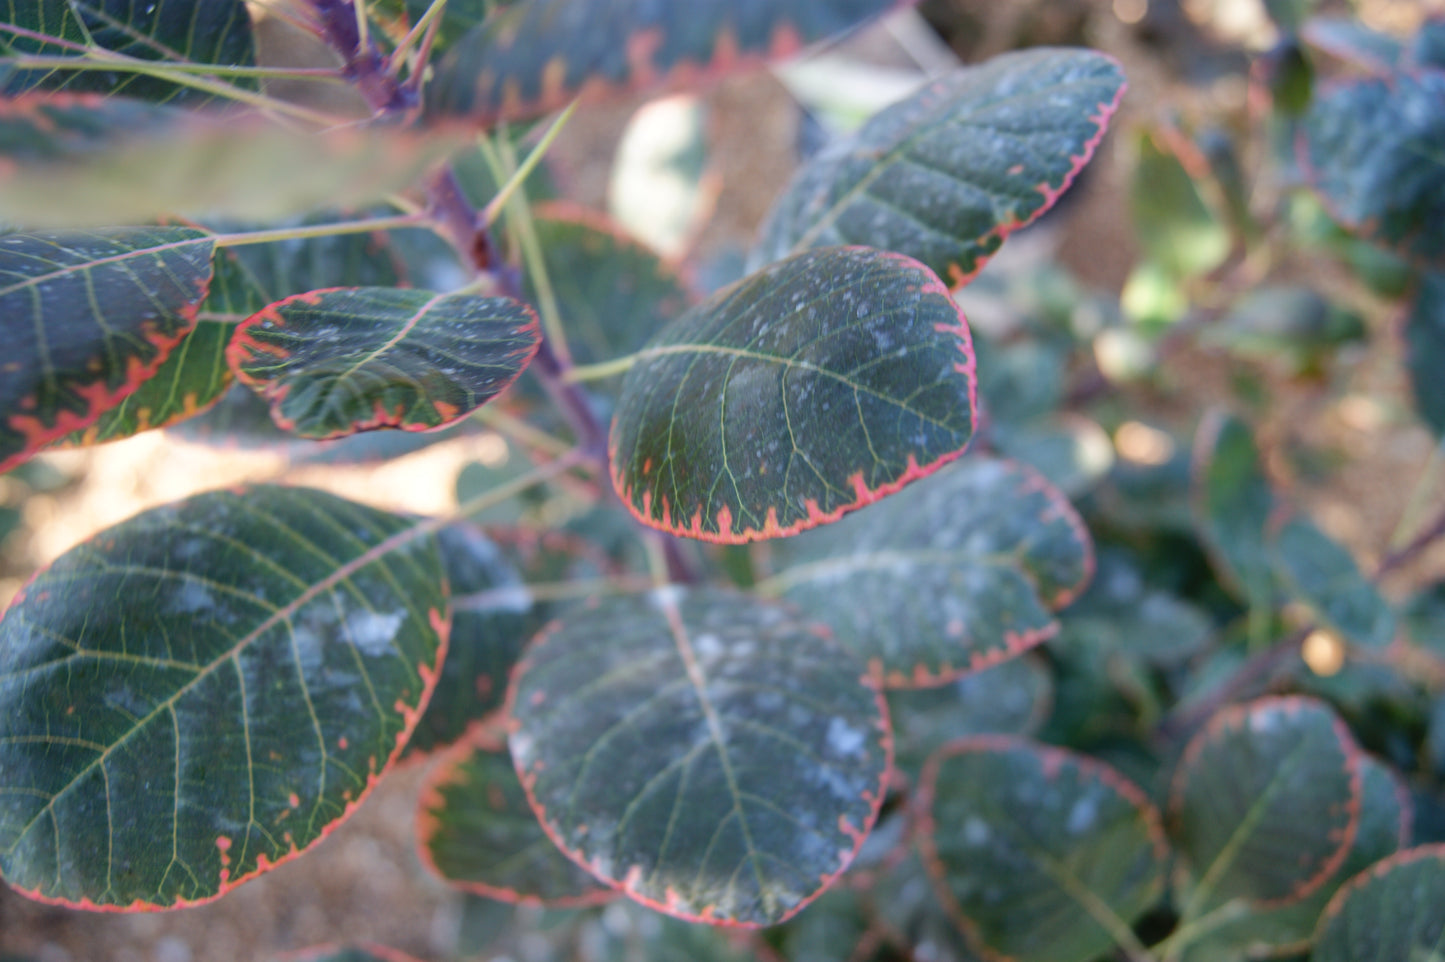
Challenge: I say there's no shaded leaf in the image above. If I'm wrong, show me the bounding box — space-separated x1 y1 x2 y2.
229 288 540 440
751 48 1126 287
1202 284 1365 374
1301 17 1404 74
0 0 256 103
368 0 495 56
769 457 1093 687
1404 582 1445 655
1064 548 1215 668
1405 271 1445 437
919 736 1169 962
1300 71 1445 268
577 901 764 962
416 731 614 906
0 486 449 908
1410 17 1445 71
1271 516 1396 648
1181 754 1410 961
0 94 468 229
426 0 912 125
1191 411 1277 602
281 946 429 962
507 587 890 926
1169 696 1363 914
609 245 977 544
0 226 215 473
1131 126 1231 282
1311 845 1445 962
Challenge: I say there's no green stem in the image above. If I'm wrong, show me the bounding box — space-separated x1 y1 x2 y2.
1150 900 1251 962
354 0 371 55
211 212 430 248
562 353 640 383
3 53 347 80
389 0 449 69
481 99 579 225
470 405 574 457
446 448 588 526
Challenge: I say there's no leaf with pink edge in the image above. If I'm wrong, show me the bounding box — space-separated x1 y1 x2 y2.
1311 845 1445 962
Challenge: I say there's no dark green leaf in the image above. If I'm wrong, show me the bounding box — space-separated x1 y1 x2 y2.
0 226 216 473
281 947 429 962
508 587 890 926
1181 754 1410 961
1409 17 1445 71
1202 285 1365 374
608 246 977 543
769 457 1093 687
230 288 540 440
0 486 449 908
1130 126 1231 281
0 0 256 103
1169 696 1363 913
751 48 1126 287
1192 411 1277 602
1271 516 1396 648
1301 17 1404 73
919 737 1169 962
1405 582 1445 655
1301 71 1445 268
1065 548 1215 668
1311 845 1445 962
416 732 614 906
426 0 911 124
1405 271 1445 437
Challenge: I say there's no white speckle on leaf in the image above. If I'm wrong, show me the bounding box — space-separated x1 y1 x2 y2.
964 816 991 846
826 717 865 757
346 609 406 656
1066 795 1098 835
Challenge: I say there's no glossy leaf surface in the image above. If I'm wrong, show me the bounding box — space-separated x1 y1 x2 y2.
1406 271 1445 437
0 0 256 103
0 486 449 909
417 732 614 906
609 246 977 543
888 656 1052 773
751 48 1126 287
1272 517 1396 648
919 737 1168 962
1192 411 1276 602
0 227 215 473
770 457 1093 687
1312 845 1445 962
1182 755 1409 961
427 0 911 124
230 288 540 439
1301 71 1445 267
1169 696 1362 913
508 588 890 926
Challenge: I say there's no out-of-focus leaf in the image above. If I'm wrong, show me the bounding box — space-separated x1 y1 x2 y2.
417 731 614 906
1191 411 1277 603
995 416 1116 499
1130 126 1231 281
230 288 539 439
608 246 976 544
769 457 1093 687
1064 548 1215 668
0 0 256 103
369 0 494 55
1169 696 1363 915
1404 582 1445 655
1301 17 1404 73
0 487 449 908
0 94 469 228
919 736 1169 962
281 946 429 962
1300 71 1445 267
1203 285 1364 374
575 901 763 962
427 0 914 124
608 95 713 258
1406 271 1445 437
751 48 1127 287
508 587 890 925
1271 516 1396 648
1409 17 1445 71
1311 845 1445 962
0 226 215 473
888 656 1052 773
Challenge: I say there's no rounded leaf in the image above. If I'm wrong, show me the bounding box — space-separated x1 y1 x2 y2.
0 487 450 909
919 736 1169 962
1271 516 1396 648
770 457 1092 687
609 245 977 544
1312 845 1445 962
1169 696 1364 912
751 48 1127 287
416 731 614 907
507 587 892 926
1191 410 1277 601
229 287 540 440
0 227 216 473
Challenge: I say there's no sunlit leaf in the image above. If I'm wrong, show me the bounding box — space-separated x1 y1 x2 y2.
1311 845 1445 962
0 486 449 909
1271 516 1396 648
508 587 891 925
426 0 913 125
919 736 1169 962
0 226 215 473
417 730 614 906
1169 696 1363 914
229 288 540 440
609 245 977 543
769 457 1092 687
1301 70 1445 267
751 48 1126 287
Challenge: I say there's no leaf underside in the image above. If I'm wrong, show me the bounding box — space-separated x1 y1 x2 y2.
751 48 1127 288
609 245 977 544
508 587 891 926
920 736 1168 962
0 226 216 474
229 287 541 440
1311 845 1445 962
426 0 913 124
0 487 449 909
773 456 1093 687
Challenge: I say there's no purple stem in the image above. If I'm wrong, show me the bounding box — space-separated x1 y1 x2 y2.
310 0 412 113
